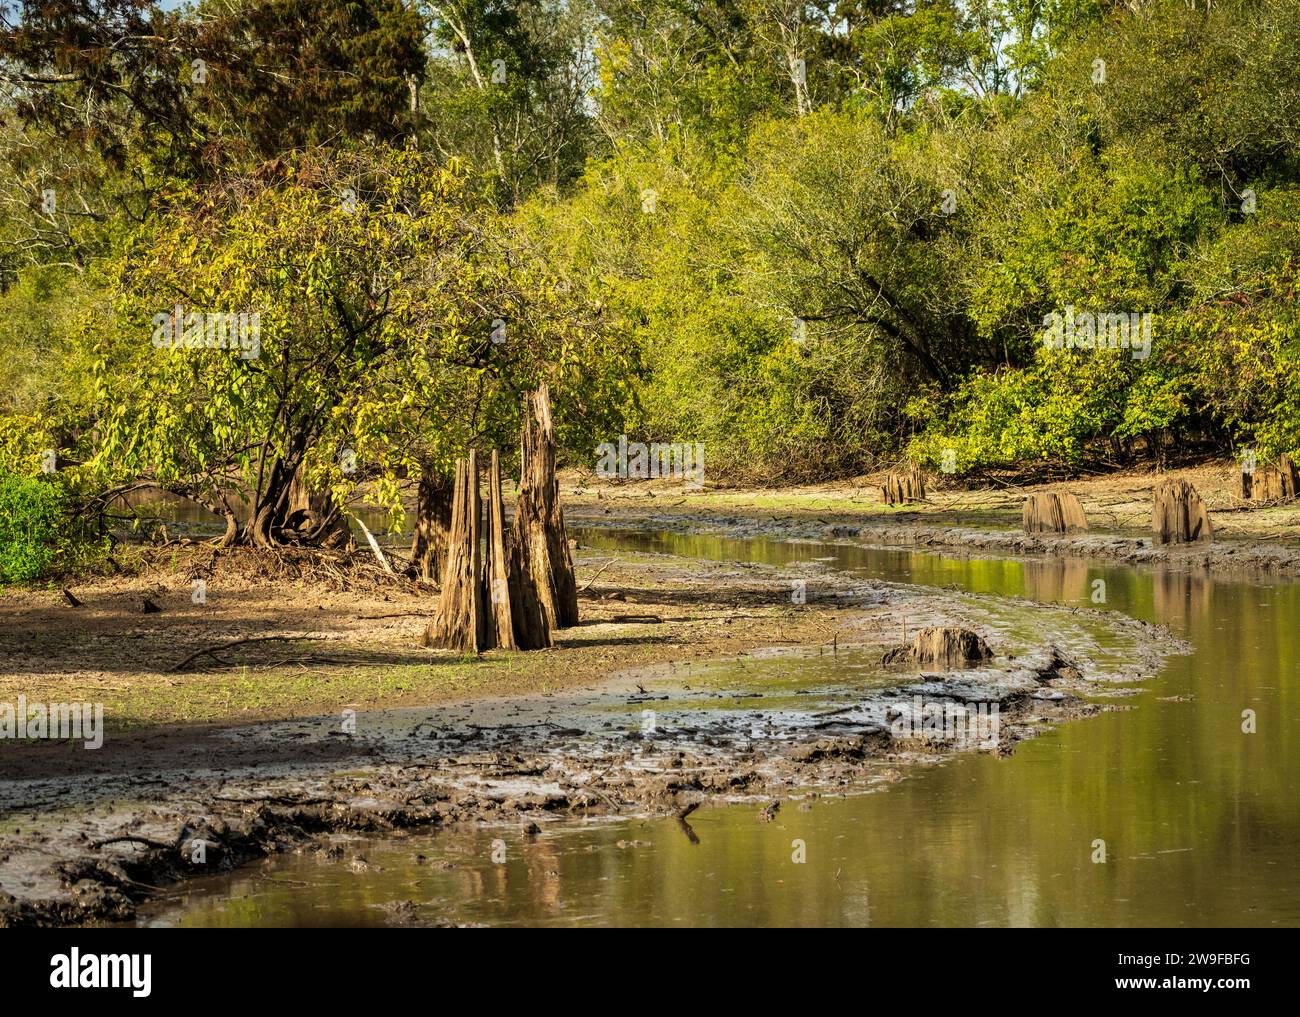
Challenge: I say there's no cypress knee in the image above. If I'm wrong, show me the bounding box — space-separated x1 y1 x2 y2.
1151 478 1213 545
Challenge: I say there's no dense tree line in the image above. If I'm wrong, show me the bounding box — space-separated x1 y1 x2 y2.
1 0 1298 518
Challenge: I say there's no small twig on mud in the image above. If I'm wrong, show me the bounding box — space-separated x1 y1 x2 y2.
210 794 336 807
170 634 335 672
578 558 618 593
90 834 176 851
254 656 348 671
575 782 621 810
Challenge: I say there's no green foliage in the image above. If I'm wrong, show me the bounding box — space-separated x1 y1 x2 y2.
0 471 73 583
5 0 1300 500
193 0 429 158
907 343 1185 475
89 146 619 537
0 414 58 478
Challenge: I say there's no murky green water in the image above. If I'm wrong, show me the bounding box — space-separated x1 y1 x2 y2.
139 531 1300 927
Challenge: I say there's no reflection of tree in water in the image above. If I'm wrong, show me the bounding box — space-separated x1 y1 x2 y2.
1153 569 1212 626
1023 558 1092 605
525 838 565 915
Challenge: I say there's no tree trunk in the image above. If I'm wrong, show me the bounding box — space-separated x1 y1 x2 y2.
881 465 926 505
243 446 351 550
219 513 239 548
1152 478 1213 545
411 466 454 583
484 451 518 651
1022 492 1089 534
285 470 351 548
511 384 579 629
423 452 487 653
249 457 294 547
485 450 552 651
506 534 553 650
1241 454 1299 503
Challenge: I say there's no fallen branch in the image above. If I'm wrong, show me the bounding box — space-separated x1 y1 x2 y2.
170 634 335 672
354 516 394 575
578 558 618 593
210 794 336 807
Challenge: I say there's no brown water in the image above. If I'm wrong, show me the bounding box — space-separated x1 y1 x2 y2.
137 531 1300 927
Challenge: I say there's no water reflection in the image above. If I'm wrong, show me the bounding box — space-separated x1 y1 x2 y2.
117 490 408 544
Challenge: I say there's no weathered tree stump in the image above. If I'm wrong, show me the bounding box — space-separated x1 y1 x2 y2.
505 543 552 651
882 626 993 668
1152 478 1213 545
881 465 925 505
423 452 487 653
423 451 552 654
1241 454 1299 502
484 451 552 651
1022 491 1089 534
511 384 579 630
410 466 454 583
484 451 518 650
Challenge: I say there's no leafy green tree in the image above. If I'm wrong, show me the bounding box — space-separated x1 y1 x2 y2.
737 110 978 387
592 0 786 157
192 0 428 159
93 147 609 545
421 0 598 204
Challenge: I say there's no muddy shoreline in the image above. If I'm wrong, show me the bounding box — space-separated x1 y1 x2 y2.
0 527 1188 928
569 505 1300 577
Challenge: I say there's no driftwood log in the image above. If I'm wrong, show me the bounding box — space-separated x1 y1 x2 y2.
882 626 993 668
1241 454 1299 502
511 384 579 629
1022 491 1089 534
1152 478 1213 545
881 465 925 505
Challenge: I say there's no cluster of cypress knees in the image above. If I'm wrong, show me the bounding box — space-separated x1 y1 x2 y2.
422 384 579 654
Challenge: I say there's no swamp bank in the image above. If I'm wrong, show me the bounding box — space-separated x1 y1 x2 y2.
0 522 1187 926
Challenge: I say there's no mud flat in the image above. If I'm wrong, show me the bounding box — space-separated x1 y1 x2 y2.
0 537 1186 927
